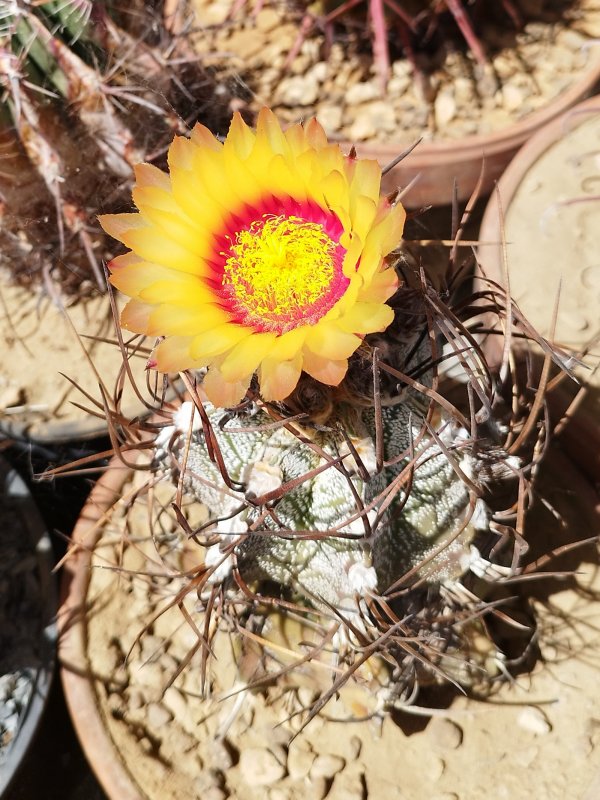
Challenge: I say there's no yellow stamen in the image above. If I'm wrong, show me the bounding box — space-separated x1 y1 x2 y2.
223 215 337 327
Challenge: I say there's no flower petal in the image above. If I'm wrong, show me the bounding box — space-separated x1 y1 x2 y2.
190 324 253 361
337 301 395 334
202 368 249 407
98 213 146 244
305 322 362 360
224 111 256 159
148 303 231 337
259 352 303 401
133 162 171 191
302 350 348 386
218 332 278 382
121 227 204 275
268 328 308 360
190 122 222 152
357 268 400 303
120 299 153 333
153 336 198 372
110 262 213 306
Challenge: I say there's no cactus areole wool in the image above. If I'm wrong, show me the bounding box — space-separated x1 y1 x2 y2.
100 108 405 406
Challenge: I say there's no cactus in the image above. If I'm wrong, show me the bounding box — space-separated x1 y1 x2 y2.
0 0 226 296
84 108 556 717
141 286 527 711
229 0 525 93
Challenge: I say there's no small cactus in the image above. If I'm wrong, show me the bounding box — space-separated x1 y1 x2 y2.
81 108 558 718
0 0 226 295
143 286 526 710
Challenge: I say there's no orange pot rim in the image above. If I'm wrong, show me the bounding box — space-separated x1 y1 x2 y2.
58 458 145 800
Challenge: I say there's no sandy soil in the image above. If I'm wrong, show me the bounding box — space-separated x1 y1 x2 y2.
501 108 600 376
188 0 600 145
0 282 153 442
74 448 600 800
479 100 600 479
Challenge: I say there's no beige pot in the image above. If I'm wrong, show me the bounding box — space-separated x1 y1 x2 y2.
59 443 600 800
479 94 600 481
368 63 600 206
0 284 163 444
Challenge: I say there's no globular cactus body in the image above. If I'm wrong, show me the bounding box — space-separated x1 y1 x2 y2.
154 387 495 619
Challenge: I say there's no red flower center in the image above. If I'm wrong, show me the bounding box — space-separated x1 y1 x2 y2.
210 197 349 334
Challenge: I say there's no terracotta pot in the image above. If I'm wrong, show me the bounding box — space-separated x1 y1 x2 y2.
58 458 144 800
163 0 600 210
479 94 600 482
0 284 172 444
59 438 600 800
364 62 600 207
0 458 56 797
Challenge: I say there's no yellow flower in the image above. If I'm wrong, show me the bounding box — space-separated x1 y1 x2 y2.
99 109 405 406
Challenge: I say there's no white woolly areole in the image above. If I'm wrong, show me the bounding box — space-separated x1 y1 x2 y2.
204 545 233 583
204 514 249 583
154 401 203 454
173 401 203 434
244 461 283 498
347 561 378 594
344 509 378 537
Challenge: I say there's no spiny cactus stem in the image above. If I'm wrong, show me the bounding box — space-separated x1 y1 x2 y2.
445 0 487 67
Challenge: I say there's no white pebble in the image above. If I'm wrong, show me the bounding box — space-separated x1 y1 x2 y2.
434 90 456 129
429 718 463 750
316 104 343 134
310 753 346 779
517 706 552 735
276 75 320 107
348 114 376 142
239 747 287 786
287 744 315 780
146 702 173 729
345 80 380 106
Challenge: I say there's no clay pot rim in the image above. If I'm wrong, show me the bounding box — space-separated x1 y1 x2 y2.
477 94 600 482
348 61 600 163
479 93 600 272
58 457 145 800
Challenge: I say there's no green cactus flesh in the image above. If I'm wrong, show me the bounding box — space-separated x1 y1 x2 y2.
154 393 491 613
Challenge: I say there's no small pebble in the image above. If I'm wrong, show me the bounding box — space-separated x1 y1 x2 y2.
502 84 525 112
362 100 397 133
269 789 292 800
310 753 346 779
207 738 237 771
238 747 287 786
255 8 280 32
316 104 343 134
308 776 329 800
276 75 320 107
146 702 173 729
517 706 552 735
345 80 380 106
203 788 227 800
287 743 315 780
429 718 464 750
226 30 263 60
434 90 456 129
347 735 362 759
162 686 188 720
348 114 376 142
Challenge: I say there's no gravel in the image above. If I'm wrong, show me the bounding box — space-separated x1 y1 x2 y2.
189 0 600 145
0 463 55 785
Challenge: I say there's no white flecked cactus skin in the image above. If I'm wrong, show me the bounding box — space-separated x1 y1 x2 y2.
153 321 510 624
